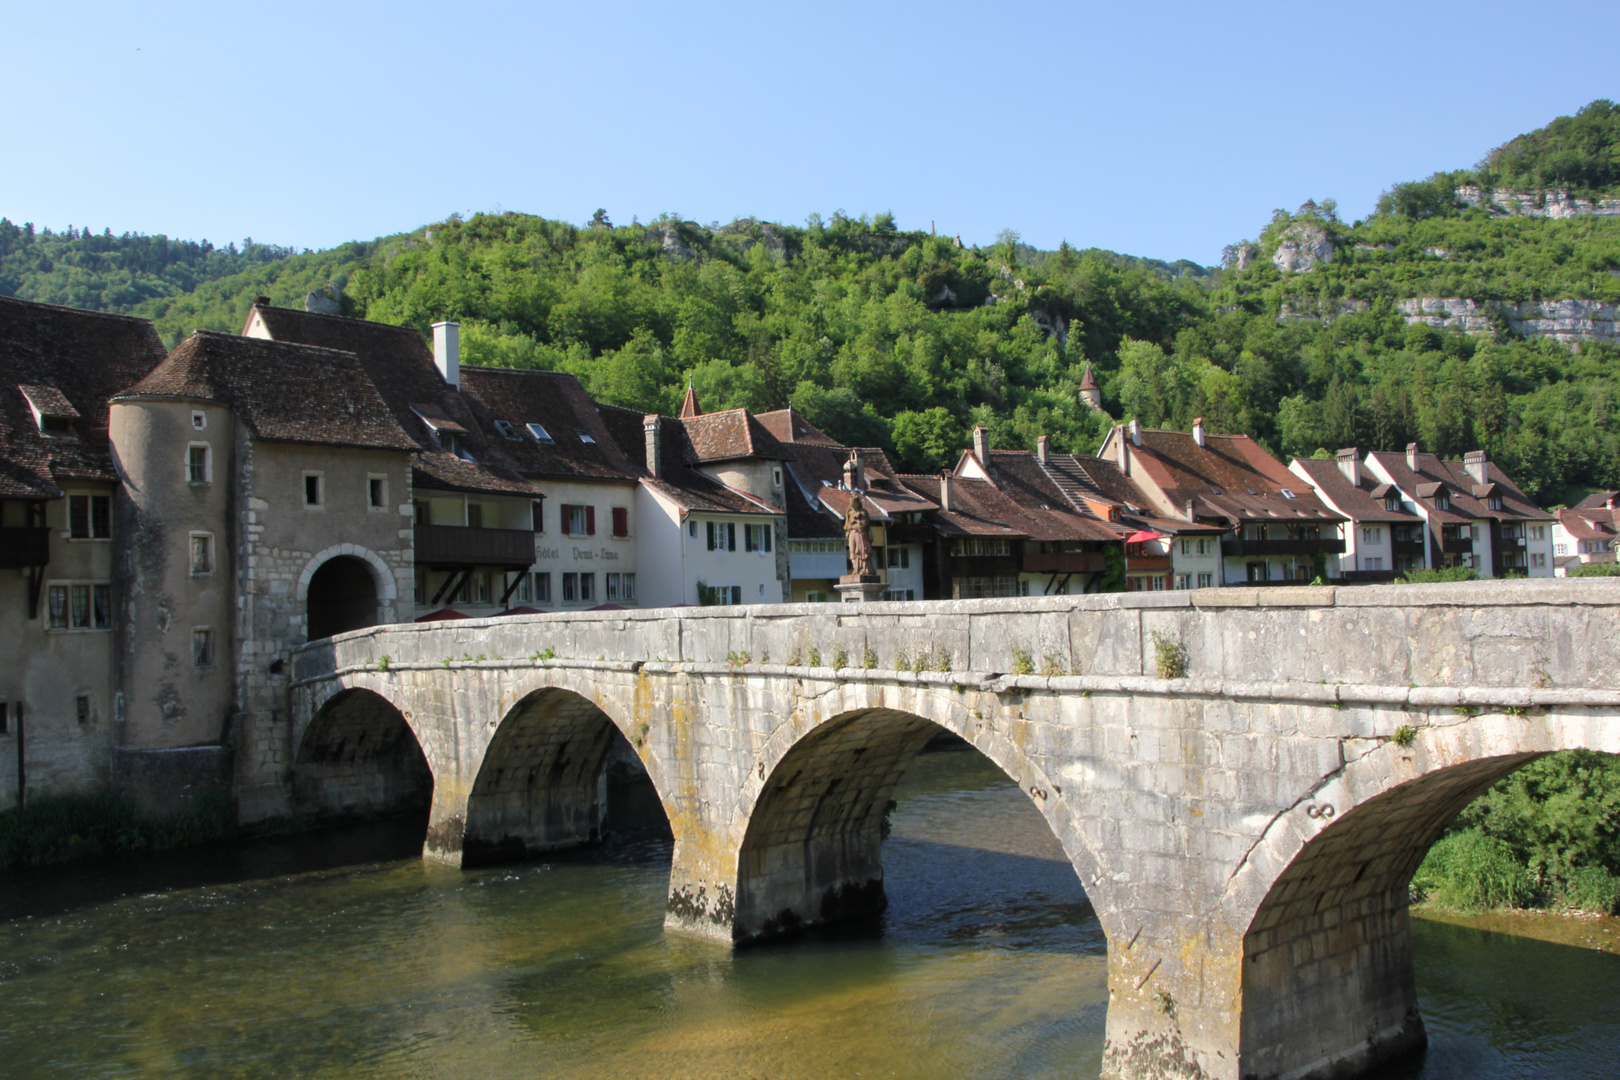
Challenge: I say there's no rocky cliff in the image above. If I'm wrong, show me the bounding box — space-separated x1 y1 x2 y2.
1278 296 1619 344
1456 185 1620 218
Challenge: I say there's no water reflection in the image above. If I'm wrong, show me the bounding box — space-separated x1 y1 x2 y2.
2 747 1616 1079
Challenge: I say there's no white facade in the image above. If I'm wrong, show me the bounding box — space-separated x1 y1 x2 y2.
1171 535 1221 590
635 485 784 608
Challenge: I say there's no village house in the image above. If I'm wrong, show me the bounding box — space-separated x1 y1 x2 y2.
1099 418 1348 585
1551 490 1618 574
1362 445 1555 578
1289 449 1427 580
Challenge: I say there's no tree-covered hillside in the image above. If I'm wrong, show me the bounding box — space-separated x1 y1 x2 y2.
0 219 293 312
7 101 1619 501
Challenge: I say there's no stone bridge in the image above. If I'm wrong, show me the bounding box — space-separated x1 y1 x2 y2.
279 581 1620 1080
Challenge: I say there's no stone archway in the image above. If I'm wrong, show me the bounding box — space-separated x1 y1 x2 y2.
294 686 433 827
297 544 398 642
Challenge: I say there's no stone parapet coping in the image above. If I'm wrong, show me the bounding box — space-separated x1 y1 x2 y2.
293 655 1620 709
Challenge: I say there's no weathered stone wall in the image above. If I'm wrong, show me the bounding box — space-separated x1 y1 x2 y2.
282 580 1620 1080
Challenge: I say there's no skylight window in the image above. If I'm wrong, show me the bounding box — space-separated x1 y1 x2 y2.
493 419 521 441
577 430 596 445
527 422 554 443
1280 488 1296 499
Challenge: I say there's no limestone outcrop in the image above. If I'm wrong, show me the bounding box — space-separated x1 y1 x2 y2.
1271 223 1334 274
1456 184 1620 218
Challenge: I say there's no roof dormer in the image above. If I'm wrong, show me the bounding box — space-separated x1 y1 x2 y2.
19 383 79 436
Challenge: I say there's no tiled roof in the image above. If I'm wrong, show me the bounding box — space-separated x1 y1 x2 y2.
975 450 1126 542
898 472 1112 541
680 408 788 463
1556 504 1619 540
1365 450 1551 524
0 295 169 497
1573 491 1619 511
114 332 418 451
679 384 701 419
755 406 843 448
246 304 536 496
1290 456 1423 524
1120 427 1346 525
457 367 641 484
595 403 779 517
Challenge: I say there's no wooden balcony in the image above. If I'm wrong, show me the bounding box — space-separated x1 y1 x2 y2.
415 524 536 568
1222 537 1345 558
1023 551 1108 574
1126 555 1171 572
0 527 49 569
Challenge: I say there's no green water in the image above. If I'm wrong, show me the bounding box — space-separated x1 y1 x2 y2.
2 750 1618 1079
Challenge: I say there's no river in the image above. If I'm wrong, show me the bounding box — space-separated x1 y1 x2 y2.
3 747 1617 1079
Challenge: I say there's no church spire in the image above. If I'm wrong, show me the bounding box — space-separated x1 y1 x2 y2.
680 378 702 419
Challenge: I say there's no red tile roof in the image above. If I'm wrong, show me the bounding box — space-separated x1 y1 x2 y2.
1117 427 1346 525
457 366 641 484
679 407 789 463
1290 456 1423 524
0 295 169 497
1556 504 1619 540
755 406 843 447
595 403 780 517
1365 450 1551 524
114 332 418 451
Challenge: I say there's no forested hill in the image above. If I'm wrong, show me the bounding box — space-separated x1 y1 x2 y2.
4 101 1619 502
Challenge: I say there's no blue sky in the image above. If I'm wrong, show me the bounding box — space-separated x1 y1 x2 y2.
2 1 1611 265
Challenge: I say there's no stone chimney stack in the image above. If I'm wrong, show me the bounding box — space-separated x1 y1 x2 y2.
1037 435 1049 464
1192 417 1205 448
1129 418 1142 447
939 471 955 512
1337 447 1360 486
432 321 460 389
1185 498 1196 522
1406 442 1420 471
1464 450 1489 486
643 415 662 479
972 424 989 463
845 449 867 491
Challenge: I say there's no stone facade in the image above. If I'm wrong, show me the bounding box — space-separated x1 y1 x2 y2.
284 579 1620 1080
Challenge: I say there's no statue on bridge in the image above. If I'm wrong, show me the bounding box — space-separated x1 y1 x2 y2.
844 495 875 578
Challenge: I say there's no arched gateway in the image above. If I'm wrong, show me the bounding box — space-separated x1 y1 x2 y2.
278 581 1620 1080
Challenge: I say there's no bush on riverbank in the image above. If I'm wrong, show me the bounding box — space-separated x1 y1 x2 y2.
1413 751 1620 914
1395 566 1479 584
1567 562 1620 577
0 790 236 871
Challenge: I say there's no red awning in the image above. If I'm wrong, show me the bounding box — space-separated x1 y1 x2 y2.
1125 530 1164 543
414 607 470 622
494 606 544 617
588 603 629 611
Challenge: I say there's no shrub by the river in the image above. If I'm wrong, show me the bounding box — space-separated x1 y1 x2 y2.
0 790 236 871
1412 830 1534 912
1567 562 1620 577
1396 566 1479 584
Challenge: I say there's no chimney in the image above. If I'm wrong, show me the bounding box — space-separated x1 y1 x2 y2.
643 414 662 478
1128 418 1142 447
432 321 460 389
939 471 955 512
1337 447 1360 486
853 449 867 491
1037 434 1049 464
1406 442 1420 471
1463 450 1489 486
1608 492 1619 512
1185 498 1196 523
1192 417 1205 448
972 424 989 463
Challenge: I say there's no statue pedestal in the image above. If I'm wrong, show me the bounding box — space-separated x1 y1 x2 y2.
836 574 885 604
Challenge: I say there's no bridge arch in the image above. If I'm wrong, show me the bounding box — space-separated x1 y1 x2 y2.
724 684 1102 945
297 544 397 642
1224 708 1620 1080
293 685 433 826
463 684 673 866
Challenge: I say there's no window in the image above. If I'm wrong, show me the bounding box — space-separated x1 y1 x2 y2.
562 504 594 536
190 533 213 575
707 521 737 551
563 573 579 602
1531 525 1547 540
607 572 622 600
1385 495 1402 512
303 473 324 507
1435 493 1450 511
576 430 596 444
76 695 90 726
527 422 554 443
368 476 388 509
688 519 699 539
471 572 491 604
0 702 8 736
619 573 635 601
1488 495 1504 511
1280 488 1297 499
1174 573 1192 590
1196 572 1214 589
48 585 68 628
1556 542 1568 555
414 568 426 605
611 507 629 538
93 584 110 629
883 588 915 601
514 573 532 603
772 468 783 488
534 572 552 603
191 410 207 430
193 628 215 667
953 576 1018 599
69 494 112 539
1531 552 1547 568
187 444 210 484
951 538 1012 557
414 500 430 525
1179 537 1214 556
532 500 545 532
745 523 773 552
790 539 842 553
1361 526 1383 544
579 573 595 601
805 591 828 603
1365 556 1384 570
493 419 521 440
467 503 484 528
1247 562 1269 582
887 546 910 569
705 584 744 605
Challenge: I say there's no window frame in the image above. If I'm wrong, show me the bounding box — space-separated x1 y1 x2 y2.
189 532 215 576
191 410 207 431
611 506 629 538
67 493 112 540
303 472 324 509
187 442 212 485
367 474 389 511
193 627 216 668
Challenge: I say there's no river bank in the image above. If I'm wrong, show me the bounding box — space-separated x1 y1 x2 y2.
1414 904 1620 955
